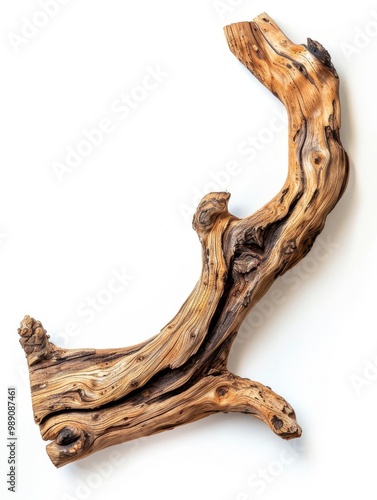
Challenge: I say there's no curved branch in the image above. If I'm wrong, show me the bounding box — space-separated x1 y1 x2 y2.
41 371 301 467
19 13 348 467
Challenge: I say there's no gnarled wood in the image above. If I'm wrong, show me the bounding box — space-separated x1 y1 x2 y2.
19 13 349 468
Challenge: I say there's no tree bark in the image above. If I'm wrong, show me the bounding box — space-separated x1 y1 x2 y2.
19 13 349 468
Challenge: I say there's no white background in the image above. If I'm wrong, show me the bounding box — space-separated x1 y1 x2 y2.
1 1 376 499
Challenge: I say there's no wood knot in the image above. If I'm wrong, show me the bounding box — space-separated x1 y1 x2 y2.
283 239 297 255
216 386 229 398
18 315 53 366
192 192 231 238
271 415 284 430
307 38 338 77
233 252 260 275
310 149 327 169
50 425 93 465
56 426 82 447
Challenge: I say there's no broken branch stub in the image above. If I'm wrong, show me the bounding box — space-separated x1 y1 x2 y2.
19 13 349 468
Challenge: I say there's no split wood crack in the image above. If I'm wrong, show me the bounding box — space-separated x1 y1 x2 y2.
19 13 349 468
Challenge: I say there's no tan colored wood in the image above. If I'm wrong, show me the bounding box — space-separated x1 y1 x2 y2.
19 13 349 468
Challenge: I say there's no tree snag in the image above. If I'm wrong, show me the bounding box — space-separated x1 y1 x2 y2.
19 13 349 468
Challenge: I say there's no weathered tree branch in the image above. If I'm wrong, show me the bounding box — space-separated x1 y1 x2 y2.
19 13 349 468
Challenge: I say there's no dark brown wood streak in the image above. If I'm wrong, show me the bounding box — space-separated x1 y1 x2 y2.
18 13 349 468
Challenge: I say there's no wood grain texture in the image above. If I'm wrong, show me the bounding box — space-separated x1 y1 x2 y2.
19 13 349 468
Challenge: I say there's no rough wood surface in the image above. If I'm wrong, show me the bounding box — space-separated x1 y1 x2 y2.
19 13 349 468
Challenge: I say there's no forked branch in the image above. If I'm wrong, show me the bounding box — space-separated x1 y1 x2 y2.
19 13 348 467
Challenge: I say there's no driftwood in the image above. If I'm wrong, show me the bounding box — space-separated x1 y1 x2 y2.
19 13 349 468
